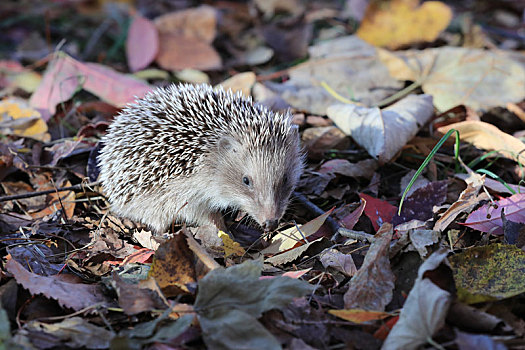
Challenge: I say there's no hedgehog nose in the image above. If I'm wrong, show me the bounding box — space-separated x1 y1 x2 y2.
263 219 279 232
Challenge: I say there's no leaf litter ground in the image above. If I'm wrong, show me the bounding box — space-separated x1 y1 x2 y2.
1 0 525 349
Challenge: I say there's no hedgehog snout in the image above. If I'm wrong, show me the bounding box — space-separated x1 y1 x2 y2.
262 218 279 232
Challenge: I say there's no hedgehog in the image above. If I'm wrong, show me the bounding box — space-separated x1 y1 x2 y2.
98 83 303 234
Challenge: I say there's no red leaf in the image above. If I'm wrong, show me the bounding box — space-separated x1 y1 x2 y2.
30 54 152 120
126 13 159 72
360 193 397 231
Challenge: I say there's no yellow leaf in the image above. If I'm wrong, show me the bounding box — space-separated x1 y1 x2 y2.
149 233 197 296
438 121 525 164
329 309 392 323
450 244 525 304
0 98 50 142
218 230 245 257
357 0 452 49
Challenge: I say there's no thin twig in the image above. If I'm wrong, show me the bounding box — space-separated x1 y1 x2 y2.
0 181 100 202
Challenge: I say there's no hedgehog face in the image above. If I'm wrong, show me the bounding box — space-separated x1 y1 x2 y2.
211 134 303 231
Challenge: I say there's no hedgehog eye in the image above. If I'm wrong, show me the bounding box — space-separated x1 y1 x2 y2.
242 176 252 187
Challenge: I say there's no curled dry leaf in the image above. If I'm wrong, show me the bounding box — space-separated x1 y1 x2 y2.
357 0 452 49
434 173 487 232
343 223 395 310
455 173 525 195
327 94 434 163
379 47 525 111
438 121 525 164
382 249 452 350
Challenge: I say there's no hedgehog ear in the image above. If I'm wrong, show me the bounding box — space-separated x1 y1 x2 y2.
218 136 238 153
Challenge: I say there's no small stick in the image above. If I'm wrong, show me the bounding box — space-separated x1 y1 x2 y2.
0 181 100 202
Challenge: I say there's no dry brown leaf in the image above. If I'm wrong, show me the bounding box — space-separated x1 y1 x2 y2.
6 258 110 311
154 6 221 71
319 248 357 276
154 5 217 43
155 35 222 71
218 72 256 97
357 0 452 49
149 233 197 296
343 223 394 310
438 121 525 163
434 173 487 232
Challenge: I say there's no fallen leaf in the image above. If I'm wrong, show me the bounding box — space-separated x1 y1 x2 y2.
154 5 217 43
155 35 222 71
393 180 448 226
149 233 197 296
30 54 152 120
133 229 160 250
327 94 434 163
438 121 525 164
260 208 334 255
318 159 378 179
275 35 403 115
449 243 525 304
454 329 507 350
379 47 525 111
434 173 487 232
360 193 397 232
464 193 525 235
0 98 50 142
112 272 165 315
218 72 256 97
264 237 330 266
382 249 452 350
154 6 221 71
343 223 395 310
319 248 357 276
195 259 312 350
357 0 452 49
5 258 110 311
22 317 113 349
329 309 391 324
455 173 525 195
126 13 159 72
408 229 441 258
218 230 245 257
